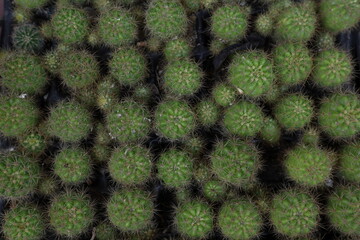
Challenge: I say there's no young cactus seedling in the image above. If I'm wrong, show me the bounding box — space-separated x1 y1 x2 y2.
195 99 219 127
255 13 274 36
260 117 281 145
302 127 320 147
96 77 119 112
94 221 118 240
212 83 238 107
164 38 192 62
315 32 336 51
184 135 204 159
14 0 49 9
338 142 360 183
18 130 47 156
12 24 44 53
37 176 59 196
202 179 226 202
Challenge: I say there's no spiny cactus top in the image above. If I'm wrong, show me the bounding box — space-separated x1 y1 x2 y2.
218 199 262 240
175 200 213 238
95 77 119 111
145 0 187 40
255 13 273 36
196 100 219 127
94 222 118 240
19 131 47 156
14 0 49 9
164 38 192 62
106 189 153 232
211 4 249 43
12 24 44 53
202 179 226 201
260 117 281 144
2 203 46 240
212 83 238 107
338 142 360 183
49 192 95 238
228 50 275 98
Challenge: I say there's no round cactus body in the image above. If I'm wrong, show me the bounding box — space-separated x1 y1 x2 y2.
154 100 196 140
274 94 313 131
196 100 219 127
0 96 38 137
96 77 119 111
164 38 191 61
302 127 320 147
108 145 152 185
184 136 204 158
37 176 58 196
211 4 249 43
14 0 48 9
46 101 92 142
260 117 281 144
223 101 264 137
218 199 262 240
316 32 335 51
228 51 275 98
318 93 360 139
157 149 192 188
133 84 152 103
0 154 40 199
12 24 44 53
202 180 226 201
255 13 273 36
107 100 151 142
94 222 118 240
338 142 360 183
3 204 45 240
19 131 46 156
175 201 213 238
212 83 238 107
107 189 153 232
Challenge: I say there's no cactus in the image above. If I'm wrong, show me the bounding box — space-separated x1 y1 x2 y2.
228 50 275 98
175 200 213 238
145 0 187 40
97 7 137 47
50 7 90 44
164 38 191 61
2 203 46 240
312 48 353 88
211 4 249 43
46 101 92 142
14 0 48 9
260 117 281 144
1 52 47 94
318 93 360 139
37 176 59 196
212 83 238 107
270 189 319 238
255 13 273 36
302 127 320 147
272 43 313 86
274 94 314 131
106 189 153 232
163 59 202 96
19 131 47 156
209 39 227 55
107 99 151 142
196 100 219 127
108 145 152 185
0 96 39 137
210 139 260 187
109 48 147 87
202 179 226 202
319 0 360 33
327 185 360 236
315 32 335 51
49 191 95 238
53 147 92 185
133 84 152 103
13 7 32 23
184 135 204 159
218 199 262 240
12 24 44 53
155 100 196 140
94 221 118 240
146 37 163 52
96 77 119 111
284 144 334 187
338 142 360 183
223 100 264 137
0 153 40 199
157 149 192 188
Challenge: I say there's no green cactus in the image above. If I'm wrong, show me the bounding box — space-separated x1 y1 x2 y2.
209 39 227 55
12 24 43 53
0 96 39 137
223 100 264 137
154 100 196 140
202 179 226 202
2 203 46 240
107 99 151 142
316 32 336 51
274 94 314 131
97 7 137 47
37 176 59 196
157 149 192 188
218 199 262 240
260 117 281 144
13 7 32 23
96 77 119 111
49 191 95 238
0 153 40 199
211 4 249 43
327 185 360 236
312 48 353 88
0 52 47 94
19 131 47 156
133 84 152 103
255 13 273 36
94 221 118 240
228 50 275 98
284 144 334 187
318 93 360 139
163 59 202 96
53 147 92 185
212 83 238 107
46 101 92 142
108 145 152 185
196 100 219 127
145 0 187 40
109 48 147 87
182 0 201 11
184 135 204 159
14 0 48 9
164 38 191 61
338 142 360 183
210 139 260 187
272 43 313 86
319 0 360 33
302 127 320 147
106 189 153 232
92 123 112 162
175 200 213 238
270 189 319 238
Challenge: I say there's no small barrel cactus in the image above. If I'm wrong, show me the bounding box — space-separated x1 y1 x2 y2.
49 191 95 238
175 200 213 239
133 83 152 103
164 38 191 61
223 100 264 137
108 145 152 185
212 83 238 107
255 13 273 36
154 100 196 140
106 189 153 232
338 142 360 183
2 203 46 240
12 24 44 53
96 77 119 112
228 50 275 98
94 221 118 240
260 117 281 144
209 39 227 56
184 135 204 159
196 100 219 127
14 0 48 9
316 32 336 51
202 179 226 202
318 93 360 139
37 176 59 196
157 149 192 188
53 147 92 185
302 127 320 147
18 131 47 156
218 199 262 240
